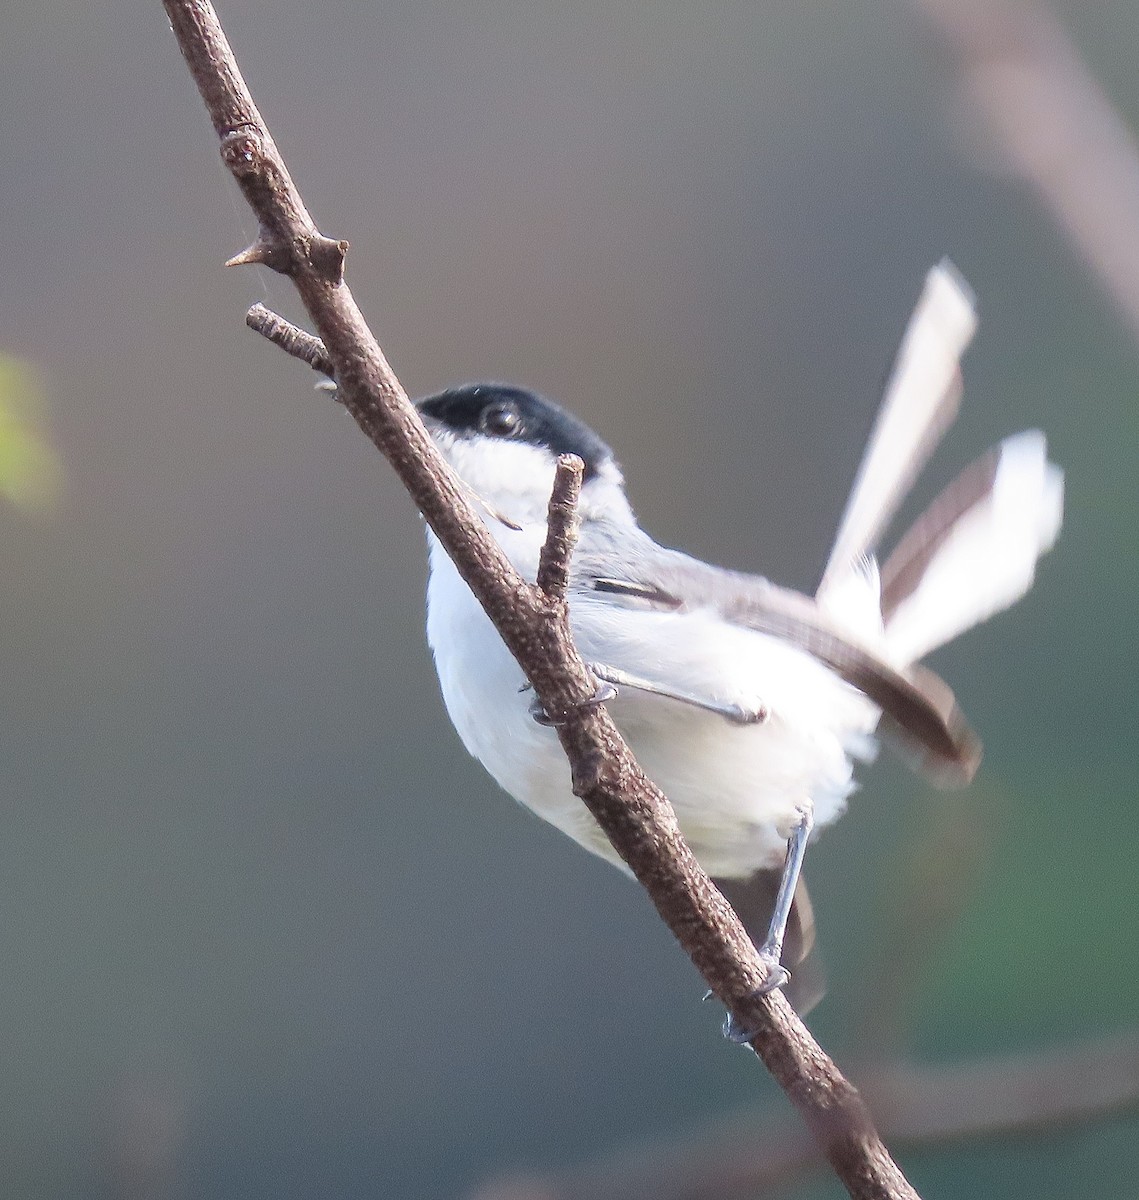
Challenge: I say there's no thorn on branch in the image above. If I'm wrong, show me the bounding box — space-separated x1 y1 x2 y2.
536 455 584 603
226 238 276 269
245 304 336 378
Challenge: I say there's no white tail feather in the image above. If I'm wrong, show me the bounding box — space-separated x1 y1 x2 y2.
819 260 978 599
882 431 1063 666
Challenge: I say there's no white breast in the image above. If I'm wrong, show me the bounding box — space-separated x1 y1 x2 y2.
425 533 880 880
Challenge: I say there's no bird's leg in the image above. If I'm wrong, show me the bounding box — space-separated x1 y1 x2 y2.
723 805 814 1043
756 805 815 967
585 663 769 725
525 662 768 726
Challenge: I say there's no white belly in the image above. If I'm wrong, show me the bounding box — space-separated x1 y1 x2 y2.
425 537 879 879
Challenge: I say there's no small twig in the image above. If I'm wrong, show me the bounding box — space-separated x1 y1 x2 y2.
472 1031 1139 1200
536 455 584 602
246 303 334 377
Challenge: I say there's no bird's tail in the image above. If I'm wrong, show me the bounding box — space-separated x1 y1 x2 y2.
817 260 1063 669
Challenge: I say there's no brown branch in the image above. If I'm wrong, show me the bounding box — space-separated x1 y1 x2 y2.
163 4 919 1195
473 1031 1139 1200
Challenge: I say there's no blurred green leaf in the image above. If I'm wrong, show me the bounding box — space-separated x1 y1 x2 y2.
0 353 63 513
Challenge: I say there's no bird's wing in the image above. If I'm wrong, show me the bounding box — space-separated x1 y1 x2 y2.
818 260 977 600
575 551 980 785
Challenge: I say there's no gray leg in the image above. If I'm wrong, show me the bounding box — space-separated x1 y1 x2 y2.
724 806 814 1042
524 660 767 726
756 806 814 967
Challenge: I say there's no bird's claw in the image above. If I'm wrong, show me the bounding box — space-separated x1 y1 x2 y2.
721 954 791 1043
528 681 618 727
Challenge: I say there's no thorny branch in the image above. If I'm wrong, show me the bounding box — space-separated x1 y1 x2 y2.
165 2 920 1196
225 10 1139 1198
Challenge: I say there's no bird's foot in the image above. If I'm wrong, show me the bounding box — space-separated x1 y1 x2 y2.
527 681 618 727
721 952 791 1043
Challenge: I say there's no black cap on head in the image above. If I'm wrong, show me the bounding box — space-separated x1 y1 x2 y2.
416 383 613 480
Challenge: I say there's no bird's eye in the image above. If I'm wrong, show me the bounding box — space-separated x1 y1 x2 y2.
479 401 522 437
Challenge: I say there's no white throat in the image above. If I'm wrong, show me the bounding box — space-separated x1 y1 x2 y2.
434 430 636 538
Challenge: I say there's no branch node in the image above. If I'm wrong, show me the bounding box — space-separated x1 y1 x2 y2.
536 454 584 602
219 124 264 175
308 234 349 284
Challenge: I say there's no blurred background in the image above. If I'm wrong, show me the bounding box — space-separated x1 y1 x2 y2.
1 1 1137 1197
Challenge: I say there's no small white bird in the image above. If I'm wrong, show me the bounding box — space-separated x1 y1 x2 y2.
416 262 1063 1019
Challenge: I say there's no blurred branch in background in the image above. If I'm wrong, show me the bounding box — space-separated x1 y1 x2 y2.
469 1032 1139 1200
471 800 1139 1200
915 0 1139 347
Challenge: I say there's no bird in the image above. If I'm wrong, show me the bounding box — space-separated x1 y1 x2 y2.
414 261 1064 1023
